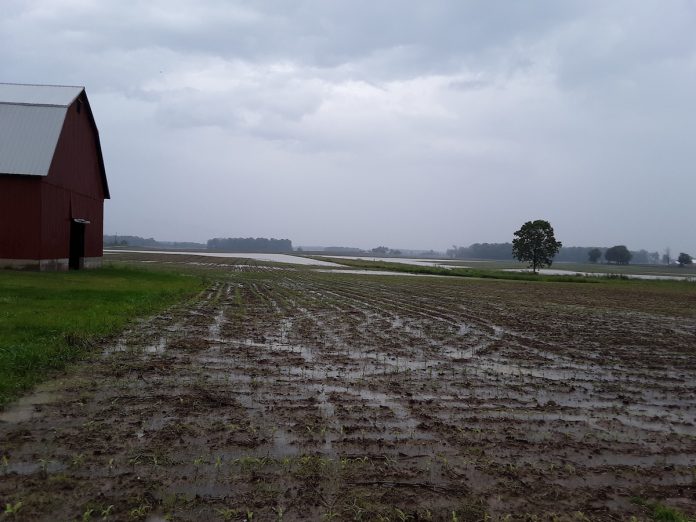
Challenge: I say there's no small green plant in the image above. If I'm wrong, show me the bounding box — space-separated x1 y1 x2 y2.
128 503 151 520
322 509 339 521
215 507 239 521
4 501 23 515
272 506 285 520
193 455 207 466
72 453 86 467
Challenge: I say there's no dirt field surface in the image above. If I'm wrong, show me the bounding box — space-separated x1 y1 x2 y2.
2 268 696 521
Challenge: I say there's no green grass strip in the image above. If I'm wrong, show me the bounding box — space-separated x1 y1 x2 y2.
0 264 204 406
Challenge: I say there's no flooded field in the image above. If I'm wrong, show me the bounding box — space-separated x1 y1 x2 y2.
316 255 469 269
104 249 342 267
1 268 695 520
504 268 696 282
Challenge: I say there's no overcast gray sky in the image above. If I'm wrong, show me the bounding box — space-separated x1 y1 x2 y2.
3 1 695 253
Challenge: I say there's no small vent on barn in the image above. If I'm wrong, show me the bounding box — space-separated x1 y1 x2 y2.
76 99 82 113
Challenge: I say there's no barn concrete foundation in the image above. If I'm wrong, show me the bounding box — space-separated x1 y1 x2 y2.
82 257 103 269
0 257 101 271
0 258 69 271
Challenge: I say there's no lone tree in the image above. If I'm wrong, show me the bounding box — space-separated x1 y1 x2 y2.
588 248 602 263
678 252 693 267
605 245 632 264
511 220 562 274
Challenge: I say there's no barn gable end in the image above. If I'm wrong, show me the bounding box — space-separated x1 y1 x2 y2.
0 83 109 271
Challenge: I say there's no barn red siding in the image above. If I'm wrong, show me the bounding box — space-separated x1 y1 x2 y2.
37 186 103 259
40 97 105 259
45 98 104 201
0 176 42 259
38 184 70 260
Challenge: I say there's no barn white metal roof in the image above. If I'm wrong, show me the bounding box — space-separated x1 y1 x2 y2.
0 83 84 107
0 104 67 176
0 83 85 176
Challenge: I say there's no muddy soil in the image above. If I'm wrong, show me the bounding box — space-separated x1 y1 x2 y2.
1 269 695 521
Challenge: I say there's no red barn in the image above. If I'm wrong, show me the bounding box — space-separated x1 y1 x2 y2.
0 83 109 270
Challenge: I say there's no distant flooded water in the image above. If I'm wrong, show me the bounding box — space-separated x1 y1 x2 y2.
317 255 469 268
504 268 696 281
317 269 451 277
104 249 342 267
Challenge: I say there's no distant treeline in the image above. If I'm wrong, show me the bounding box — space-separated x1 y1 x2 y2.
104 235 205 250
322 246 366 255
447 243 514 260
447 243 661 264
207 237 293 253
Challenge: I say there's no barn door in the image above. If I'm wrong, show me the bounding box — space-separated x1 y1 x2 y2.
69 219 86 270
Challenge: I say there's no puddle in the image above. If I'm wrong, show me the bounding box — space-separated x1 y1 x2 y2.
208 308 226 341
4 459 66 475
0 389 64 423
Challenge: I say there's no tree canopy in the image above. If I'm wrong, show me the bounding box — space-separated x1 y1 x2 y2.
588 248 602 263
604 245 632 264
511 220 562 274
678 252 693 266
370 246 402 256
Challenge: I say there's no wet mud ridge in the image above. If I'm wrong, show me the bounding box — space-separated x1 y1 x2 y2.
1 271 695 520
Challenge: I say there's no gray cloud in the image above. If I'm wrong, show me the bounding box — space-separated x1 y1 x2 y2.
2 0 695 254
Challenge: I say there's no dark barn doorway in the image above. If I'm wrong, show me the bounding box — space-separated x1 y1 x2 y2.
69 219 87 269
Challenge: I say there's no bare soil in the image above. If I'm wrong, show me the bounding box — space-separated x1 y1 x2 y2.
1 268 695 521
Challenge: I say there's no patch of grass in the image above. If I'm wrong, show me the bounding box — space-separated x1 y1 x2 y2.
652 505 695 522
633 497 696 521
0 265 203 405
